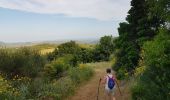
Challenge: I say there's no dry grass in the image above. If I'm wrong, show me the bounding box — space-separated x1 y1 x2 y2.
40 48 55 55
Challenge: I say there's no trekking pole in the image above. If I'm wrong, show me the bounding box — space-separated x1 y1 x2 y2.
97 78 102 100
116 80 122 96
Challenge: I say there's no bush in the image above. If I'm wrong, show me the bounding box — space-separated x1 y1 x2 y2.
131 29 170 100
47 41 81 61
50 77 75 99
69 65 94 84
0 75 21 100
29 64 94 100
74 48 94 63
0 63 94 100
0 47 46 78
44 54 77 79
28 77 75 100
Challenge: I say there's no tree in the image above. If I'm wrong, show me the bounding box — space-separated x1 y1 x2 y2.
132 28 170 100
47 41 81 61
131 0 170 99
113 0 152 79
75 48 93 63
93 35 115 61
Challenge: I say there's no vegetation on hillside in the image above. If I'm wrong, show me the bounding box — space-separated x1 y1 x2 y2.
48 35 115 63
0 48 46 78
132 28 170 100
112 0 170 99
0 35 116 99
0 46 94 99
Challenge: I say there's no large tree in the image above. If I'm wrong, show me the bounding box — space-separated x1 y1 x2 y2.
132 0 170 99
113 0 157 79
93 35 115 61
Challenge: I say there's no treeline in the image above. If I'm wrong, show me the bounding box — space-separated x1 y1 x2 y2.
112 0 170 99
47 35 115 63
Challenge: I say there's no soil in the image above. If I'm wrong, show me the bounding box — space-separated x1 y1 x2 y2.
66 62 131 100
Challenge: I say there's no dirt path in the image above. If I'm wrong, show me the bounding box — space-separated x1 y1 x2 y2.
66 62 131 100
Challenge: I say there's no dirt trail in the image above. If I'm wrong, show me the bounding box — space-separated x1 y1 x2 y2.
66 62 130 100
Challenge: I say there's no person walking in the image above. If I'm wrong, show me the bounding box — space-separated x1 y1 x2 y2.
101 68 120 100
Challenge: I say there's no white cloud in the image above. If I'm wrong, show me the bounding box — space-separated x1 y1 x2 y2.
0 0 130 21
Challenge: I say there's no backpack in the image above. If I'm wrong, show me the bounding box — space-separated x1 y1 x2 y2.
107 75 115 89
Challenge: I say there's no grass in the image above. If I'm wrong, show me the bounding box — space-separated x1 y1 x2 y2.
40 48 55 55
86 62 112 69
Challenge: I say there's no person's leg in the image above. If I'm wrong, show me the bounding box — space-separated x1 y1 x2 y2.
105 89 109 100
108 90 113 100
111 89 116 100
104 92 107 100
112 96 116 100
109 94 112 100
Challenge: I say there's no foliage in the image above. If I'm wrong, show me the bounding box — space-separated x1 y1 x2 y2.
0 47 46 78
47 41 81 61
112 0 169 79
132 28 170 100
93 35 115 61
40 77 75 100
0 74 21 100
69 65 94 84
15 64 93 100
0 63 94 100
112 3 144 78
44 54 77 79
74 48 94 63
48 37 115 63
41 64 94 100
148 0 170 28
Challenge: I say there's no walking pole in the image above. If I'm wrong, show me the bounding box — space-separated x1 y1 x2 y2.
115 80 122 96
97 78 102 100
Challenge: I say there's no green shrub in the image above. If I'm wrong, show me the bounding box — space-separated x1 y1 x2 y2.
47 41 81 61
69 65 94 84
39 64 94 99
25 77 75 100
42 65 94 99
73 48 94 63
0 75 21 100
131 29 170 100
0 47 46 78
44 54 77 79
51 77 75 99
0 64 94 100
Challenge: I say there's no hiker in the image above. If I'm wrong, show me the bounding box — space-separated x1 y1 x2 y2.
101 68 118 100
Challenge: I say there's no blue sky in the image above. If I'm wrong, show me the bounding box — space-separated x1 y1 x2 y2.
0 0 130 43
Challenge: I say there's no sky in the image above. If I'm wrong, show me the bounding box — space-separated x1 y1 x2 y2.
0 0 131 43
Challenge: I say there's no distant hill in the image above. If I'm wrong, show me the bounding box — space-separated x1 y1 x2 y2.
0 38 99 48
75 39 99 44
0 41 6 46
39 38 99 45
